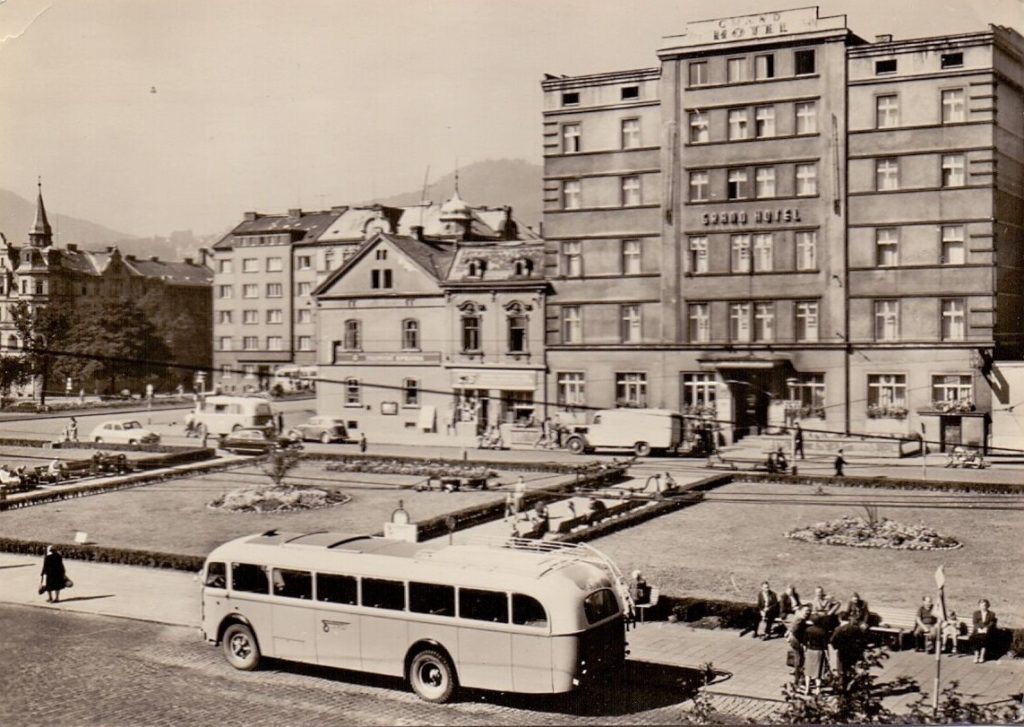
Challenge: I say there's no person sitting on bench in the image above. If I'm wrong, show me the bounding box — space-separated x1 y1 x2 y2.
913 596 939 652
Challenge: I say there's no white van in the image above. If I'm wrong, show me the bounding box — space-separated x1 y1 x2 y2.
563 408 684 457
192 395 275 436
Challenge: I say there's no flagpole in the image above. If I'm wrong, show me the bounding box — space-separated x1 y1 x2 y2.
933 565 947 715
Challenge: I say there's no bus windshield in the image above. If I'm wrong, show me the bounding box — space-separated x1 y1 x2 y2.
582 588 619 624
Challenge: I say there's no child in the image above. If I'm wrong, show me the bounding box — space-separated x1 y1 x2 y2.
942 612 965 655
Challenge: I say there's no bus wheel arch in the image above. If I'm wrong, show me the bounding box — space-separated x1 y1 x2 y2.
405 642 458 703
220 617 262 671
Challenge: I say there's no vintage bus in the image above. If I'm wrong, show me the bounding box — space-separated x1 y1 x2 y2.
200 531 630 702
191 395 275 437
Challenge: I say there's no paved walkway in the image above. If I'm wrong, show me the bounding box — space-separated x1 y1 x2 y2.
3 551 1022 717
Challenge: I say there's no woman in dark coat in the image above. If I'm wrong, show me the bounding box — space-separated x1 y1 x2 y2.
40 545 66 603
971 599 997 663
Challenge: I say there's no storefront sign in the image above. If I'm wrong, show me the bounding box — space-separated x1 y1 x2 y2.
332 351 441 365
701 208 803 226
380 401 398 415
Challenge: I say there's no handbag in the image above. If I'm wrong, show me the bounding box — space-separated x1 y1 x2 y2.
786 651 797 668
37 584 46 595
63 576 74 589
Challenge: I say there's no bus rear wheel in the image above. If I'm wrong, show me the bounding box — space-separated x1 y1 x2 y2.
222 623 261 671
408 648 456 703
565 436 586 454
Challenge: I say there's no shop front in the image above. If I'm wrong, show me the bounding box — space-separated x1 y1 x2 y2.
450 368 542 444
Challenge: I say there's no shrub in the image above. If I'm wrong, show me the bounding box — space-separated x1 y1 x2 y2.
668 596 758 629
0 536 202 572
1009 628 1024 658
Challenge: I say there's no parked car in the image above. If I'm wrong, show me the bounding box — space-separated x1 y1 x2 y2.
220 427 300 455
89 420 161 445
562 408 684 457
289 416 348 444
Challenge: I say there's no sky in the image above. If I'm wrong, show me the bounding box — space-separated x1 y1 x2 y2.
0 0 1021 238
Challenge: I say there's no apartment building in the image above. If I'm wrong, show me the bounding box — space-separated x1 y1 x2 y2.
542 7 1024 450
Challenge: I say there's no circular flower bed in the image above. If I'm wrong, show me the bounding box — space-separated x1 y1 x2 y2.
786 515 962 550
208 484 351 514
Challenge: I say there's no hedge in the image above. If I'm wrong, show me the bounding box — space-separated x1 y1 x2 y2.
0 536 203 571
306 451 626 476
744 471 1024 495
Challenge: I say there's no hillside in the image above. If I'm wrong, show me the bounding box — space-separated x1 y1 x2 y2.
370 158 542 229
0 188 135 247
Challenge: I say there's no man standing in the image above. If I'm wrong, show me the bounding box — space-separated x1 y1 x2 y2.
68 417 78 443
359 433 367 453
830 617 867 692
754 581 780 640
834 448 846 477
793 422 805 460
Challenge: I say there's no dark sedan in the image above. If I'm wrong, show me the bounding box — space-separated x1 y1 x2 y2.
220 428 301 455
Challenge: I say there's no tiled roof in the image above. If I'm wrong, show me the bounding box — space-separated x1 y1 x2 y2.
445 240 546 283
312 232 455 297
213 209 344 249
124 258 213 286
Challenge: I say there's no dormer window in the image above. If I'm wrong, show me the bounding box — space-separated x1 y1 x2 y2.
512 258 533 277
466 259 487 278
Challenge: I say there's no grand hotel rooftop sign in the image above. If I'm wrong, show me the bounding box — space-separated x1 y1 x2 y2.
663 6 848 47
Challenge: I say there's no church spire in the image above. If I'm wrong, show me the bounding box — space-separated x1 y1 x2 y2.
29 177 53 248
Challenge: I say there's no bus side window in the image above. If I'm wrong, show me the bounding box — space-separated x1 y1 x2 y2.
204 562 226 589
231 563 269 594
272 568 312 599
512 593 548 628
459 588 508 623
316 573 357 605
409 582 455 617
362 577 405 611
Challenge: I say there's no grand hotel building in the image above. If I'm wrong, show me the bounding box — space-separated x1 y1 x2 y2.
542 7 1024 449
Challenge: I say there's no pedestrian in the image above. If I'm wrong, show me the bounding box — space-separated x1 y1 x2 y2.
833 448 846 477
786 604 811 689
40 545 67 603
830 617 866 692
504 491 514 522
513 475 527 515
276 411 284 434
793 422 805 460
359 433 367 453
804 615 831 694
68 417 78 443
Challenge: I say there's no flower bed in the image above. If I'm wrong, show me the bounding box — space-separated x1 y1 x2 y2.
324 458 497 480
208 484 351 514
786 514 961 550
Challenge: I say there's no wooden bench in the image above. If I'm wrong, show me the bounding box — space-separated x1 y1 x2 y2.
870 608 972 652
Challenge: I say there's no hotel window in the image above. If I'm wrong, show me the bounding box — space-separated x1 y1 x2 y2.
941 225 966 265
296 335 312 351
727 58 746 83
266 336 283 351
615 372 648 408
941 89 966 123
621 176 642 206
875 228 899 267
242 284 258 299
754 105 775 138
218 337 232 351
297 282 312 296
217 285 233 299
370 269 393 289
795 301 819 342
875 158 900 191
507 310 528 352
731 234 751 273
557 372 586 407
220 364 232 379
461 311 481 352
941 52 964 69
753 302 774 342
562 123 581 153
217 259 233 274
296 255 312 270
754 54 775 80
689 61 708 86
242 258 258 273
266 283 283 298
688 303 710 343
242 336 259 350
562 179 581 209
266 257 283 272
344 378 361 406
873 300 900 341
689 237 708 274
727 108 749 140
296 308 312 324
795 101 817 134
941 299 966 341
755 167 776 199
561 241 582 276
932 374 971 403
266 309 283 324
561 306 581 343
753 234 773 271
621 85 639 100
868 374 906 409
727 169 748 200
796 231 817 270
343 319 361 350
729 303 751 343
689 171 709 202
941 154 965 187
217 310 233 324
689 111 709 143
875 95 899 128
403 379 420 407
796 163 818 196
682 373 717 410
794 49 816 75
402 319 419 350
789 373 826 414
875 59 897 75
622 239 642 275
242 309 258 324
621 118 641 149
561 92 579 107
620 304 641 343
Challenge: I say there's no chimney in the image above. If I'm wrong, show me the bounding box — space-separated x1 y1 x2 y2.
184 257 194 265
66 243 77 252
126 254 137 261
410 225 424 241
875 34 893 42
244 211 260 221
288 208 302 219
106 246 115 253
199 247 210 267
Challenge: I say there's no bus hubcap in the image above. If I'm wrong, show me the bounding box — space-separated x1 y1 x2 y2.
231 636 251 659
421 664 442 687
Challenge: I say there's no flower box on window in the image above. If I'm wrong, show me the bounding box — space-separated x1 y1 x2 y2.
867 404 908 420
931 399 975 414
682 403 717 417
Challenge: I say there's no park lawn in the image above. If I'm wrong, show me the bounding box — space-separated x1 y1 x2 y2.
592 481 1024 627
0 463 570 558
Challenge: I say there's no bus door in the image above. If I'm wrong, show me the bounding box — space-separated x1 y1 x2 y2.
313 573 362 671
510 593 553 692
456 588 512 690
269 568 317 661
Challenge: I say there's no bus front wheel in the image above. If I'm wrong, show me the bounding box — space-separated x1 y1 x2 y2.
565 436 586 454
408 648 456 703
222 623 261 671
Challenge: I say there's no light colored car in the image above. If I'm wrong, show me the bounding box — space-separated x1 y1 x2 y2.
289 416 348 444
89 420 161 445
